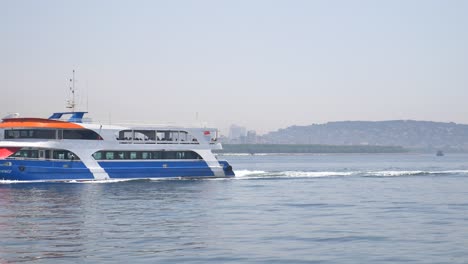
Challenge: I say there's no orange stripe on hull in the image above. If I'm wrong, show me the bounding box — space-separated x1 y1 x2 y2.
0 118 83 129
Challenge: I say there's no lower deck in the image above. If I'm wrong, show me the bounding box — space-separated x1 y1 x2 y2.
0 159 234 181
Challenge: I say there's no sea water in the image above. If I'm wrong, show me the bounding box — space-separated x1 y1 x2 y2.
1 153 468 263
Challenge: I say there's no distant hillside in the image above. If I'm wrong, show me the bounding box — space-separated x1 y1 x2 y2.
262 120 468 151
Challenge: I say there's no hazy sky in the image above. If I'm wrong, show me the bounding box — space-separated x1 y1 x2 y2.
1 0 467 134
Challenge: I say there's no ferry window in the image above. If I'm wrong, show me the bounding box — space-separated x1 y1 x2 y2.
12 150 28 158
184 133 198 144
173 131 180 141
141 152 152 159
93 152 103 160
8 148 78 160
57 130 63 140
156 130 179 142
134 130 155 141
12 149 28 158
155 131 160 140
145 131 156 141
162 151 177 159
106 152 114 160
116 152 125 159
186 151 201 159
133 132 144 141
172 131 180 142
30 150 39 158
151 151 161 159
5 130 19 139
179 131 188 142
67 152 76 160
130 152 138 159
53 150 66 160
5 129 56 139
176 151 185 159
33 130 56 139
63 129 102 140
156 131 166 141
118 130 133 140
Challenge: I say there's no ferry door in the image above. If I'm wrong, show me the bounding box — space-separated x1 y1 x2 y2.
38 150 46 160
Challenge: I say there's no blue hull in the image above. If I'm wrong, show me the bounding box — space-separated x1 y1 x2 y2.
0 159 234 181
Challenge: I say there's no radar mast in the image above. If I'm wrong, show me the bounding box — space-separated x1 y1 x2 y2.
66 70 77 112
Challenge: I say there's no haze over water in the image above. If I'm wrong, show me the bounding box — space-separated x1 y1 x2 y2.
1 153 468 263
2 1 468 134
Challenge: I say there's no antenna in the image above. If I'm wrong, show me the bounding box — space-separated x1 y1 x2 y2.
66 70 76 112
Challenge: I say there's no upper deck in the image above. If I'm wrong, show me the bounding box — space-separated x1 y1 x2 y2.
0 112 221 149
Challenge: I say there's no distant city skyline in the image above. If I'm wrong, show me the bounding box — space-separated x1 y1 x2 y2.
2 0 467 135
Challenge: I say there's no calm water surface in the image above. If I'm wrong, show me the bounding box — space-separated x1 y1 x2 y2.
1 153 468 263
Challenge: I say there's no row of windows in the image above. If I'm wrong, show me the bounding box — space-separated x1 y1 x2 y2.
9 148 80 161
5 129 102 140
92 151 202 160
6 148 203 161
116 130 198 143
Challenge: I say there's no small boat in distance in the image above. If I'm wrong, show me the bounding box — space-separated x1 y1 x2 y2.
436 150 444 157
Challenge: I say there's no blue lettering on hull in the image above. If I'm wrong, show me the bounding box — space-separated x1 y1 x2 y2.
0 160 94 181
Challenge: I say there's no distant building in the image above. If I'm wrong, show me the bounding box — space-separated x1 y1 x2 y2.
246 130 257 144
229 124 247 143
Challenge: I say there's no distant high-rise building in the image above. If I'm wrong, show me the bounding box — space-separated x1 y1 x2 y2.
229 124 247 143
246 130 257 144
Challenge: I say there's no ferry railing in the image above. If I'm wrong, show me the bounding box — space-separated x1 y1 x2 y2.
116 138 201 145
116 139 219 145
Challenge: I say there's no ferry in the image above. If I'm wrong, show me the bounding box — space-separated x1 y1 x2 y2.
0 111 234 182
